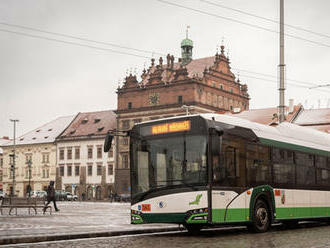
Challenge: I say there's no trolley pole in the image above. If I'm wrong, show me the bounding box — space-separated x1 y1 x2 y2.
10 119 19 197
278 0 286 123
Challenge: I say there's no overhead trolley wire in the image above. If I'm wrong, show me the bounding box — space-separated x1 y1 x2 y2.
201 0 330 40
232 68 319 88
157 0 330 49
0 22 329 93
0 28 151 59
0 21 166 57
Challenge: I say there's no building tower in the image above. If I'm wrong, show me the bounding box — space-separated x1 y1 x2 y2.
181 26 193 65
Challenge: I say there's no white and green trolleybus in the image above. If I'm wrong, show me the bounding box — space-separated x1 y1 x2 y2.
106 113 330 233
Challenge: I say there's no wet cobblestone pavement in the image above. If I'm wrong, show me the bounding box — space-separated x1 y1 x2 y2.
1 201 330 247
0 201 173 240
6 223 330 248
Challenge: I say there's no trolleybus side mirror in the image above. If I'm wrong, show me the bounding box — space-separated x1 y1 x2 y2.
104 132 114 152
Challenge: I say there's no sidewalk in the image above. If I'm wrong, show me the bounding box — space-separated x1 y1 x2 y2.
0 201 179 245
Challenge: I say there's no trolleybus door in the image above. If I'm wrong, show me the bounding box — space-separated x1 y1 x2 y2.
208 128 222 223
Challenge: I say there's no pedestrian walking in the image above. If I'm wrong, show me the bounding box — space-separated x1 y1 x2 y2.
43 181 59 213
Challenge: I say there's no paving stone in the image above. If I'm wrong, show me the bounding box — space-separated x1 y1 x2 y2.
0 201 175 241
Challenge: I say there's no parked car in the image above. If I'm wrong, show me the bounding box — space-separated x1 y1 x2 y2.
55 190 67 201
65 192 78 201
28 190 47 199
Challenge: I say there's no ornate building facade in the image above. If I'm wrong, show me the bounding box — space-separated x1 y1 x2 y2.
114 37 250 194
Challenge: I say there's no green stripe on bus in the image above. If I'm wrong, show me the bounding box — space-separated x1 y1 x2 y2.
141 213 186 223
276 207 330 219
212 208 249 223
259 137 330 157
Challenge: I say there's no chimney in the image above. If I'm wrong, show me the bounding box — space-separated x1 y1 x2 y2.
289 99 294 113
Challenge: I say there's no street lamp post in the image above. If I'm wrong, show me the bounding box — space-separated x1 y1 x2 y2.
27 159 32 197
10 119 19 197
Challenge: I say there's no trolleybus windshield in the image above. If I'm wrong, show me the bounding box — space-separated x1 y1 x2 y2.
131 134 207 199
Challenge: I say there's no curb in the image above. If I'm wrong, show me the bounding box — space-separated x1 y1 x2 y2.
0 226 182 245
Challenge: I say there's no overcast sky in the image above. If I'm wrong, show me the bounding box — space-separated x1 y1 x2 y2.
1 0 330 137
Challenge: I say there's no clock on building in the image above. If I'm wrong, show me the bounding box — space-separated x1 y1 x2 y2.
149 93 160 105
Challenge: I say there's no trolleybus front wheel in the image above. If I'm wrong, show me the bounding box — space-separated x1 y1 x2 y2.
248 199 271 233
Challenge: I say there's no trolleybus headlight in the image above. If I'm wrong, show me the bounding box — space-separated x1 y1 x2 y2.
186 208 208 216
192 215 208 220
131 210 142 215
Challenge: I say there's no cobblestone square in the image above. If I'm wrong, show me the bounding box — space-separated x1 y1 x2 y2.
0 201 175 241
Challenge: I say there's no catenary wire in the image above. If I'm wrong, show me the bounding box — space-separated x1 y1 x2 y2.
1 25 329 93
232 68 318 87
0 21 167 57
201 0 330 40
0 28 151 59
0 20 327 89
157 0 330 48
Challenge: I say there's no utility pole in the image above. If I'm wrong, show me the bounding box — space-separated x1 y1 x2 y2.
278 0 286 123
27 159 32 197
10 119 19 197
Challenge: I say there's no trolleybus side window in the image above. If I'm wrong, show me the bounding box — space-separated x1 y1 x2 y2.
316 156 330 187
272 148 295 186
295 152 315 186
246 144 271 186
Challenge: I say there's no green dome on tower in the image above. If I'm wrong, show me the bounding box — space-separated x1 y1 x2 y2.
181 38 193 48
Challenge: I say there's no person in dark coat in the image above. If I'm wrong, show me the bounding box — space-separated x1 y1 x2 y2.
43 181 59 212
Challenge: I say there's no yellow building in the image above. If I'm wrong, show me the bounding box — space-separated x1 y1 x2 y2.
1 116 74 197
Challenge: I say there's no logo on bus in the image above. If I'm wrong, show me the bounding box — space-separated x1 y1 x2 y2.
158 201 166 208
189 194 203 205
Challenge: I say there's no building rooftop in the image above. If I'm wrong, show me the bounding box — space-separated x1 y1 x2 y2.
230 106 330 134
229 105 302 125
293 108 330 134
120 45 243 92
293 108 330 125
0 137 10 153
138 55 236 85
1 115 75 147
57 110 116 140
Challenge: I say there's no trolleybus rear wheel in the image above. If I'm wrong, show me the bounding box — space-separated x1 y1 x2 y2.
249 199 271 233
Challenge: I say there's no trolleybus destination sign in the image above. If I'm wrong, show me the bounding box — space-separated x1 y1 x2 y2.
151 120 191 135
